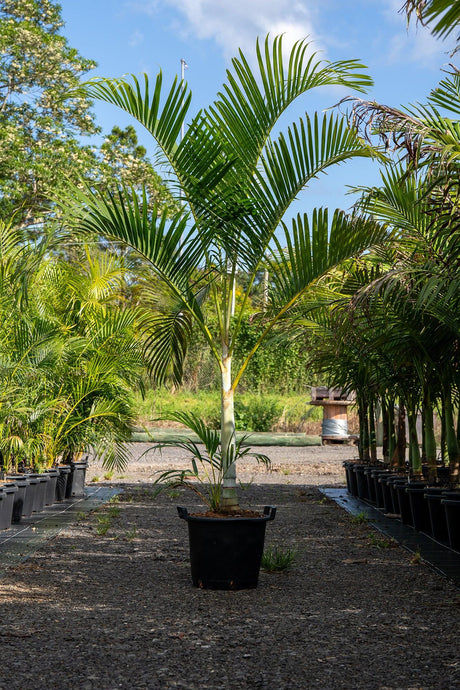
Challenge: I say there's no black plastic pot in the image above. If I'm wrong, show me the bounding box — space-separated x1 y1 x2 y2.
425 488 449 543
391 480 412 524
0 483 18 530
55 466 71 501
353 465 370 501
387 478 403 516
346 463 359 497
66 460 88 498
178 505 276 590
364 468 378 504
406 484 429 533
379 475 399 514
343 462 354 494
5 476 32 522
21 476 40 516
44 470 59 505
28 474 50 512
370 470 389 509
442 497 460 551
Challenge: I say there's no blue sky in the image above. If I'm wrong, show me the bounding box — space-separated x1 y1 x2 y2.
59 0 456 216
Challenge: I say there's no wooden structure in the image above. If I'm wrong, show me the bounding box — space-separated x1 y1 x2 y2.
310 387 355 444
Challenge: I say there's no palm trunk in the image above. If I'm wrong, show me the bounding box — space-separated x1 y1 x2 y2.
381 397 389 464
444 390 460 487
423 389 437 484
220 351 239 511
358 394 370 462
406 398 422 478
387 398 396 466
393 402 406 470
369 395 377 463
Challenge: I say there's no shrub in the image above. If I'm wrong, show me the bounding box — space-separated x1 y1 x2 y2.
235 395 282 432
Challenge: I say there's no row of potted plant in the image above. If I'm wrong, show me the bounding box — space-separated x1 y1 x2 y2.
0 460 88 531
343 462 460 551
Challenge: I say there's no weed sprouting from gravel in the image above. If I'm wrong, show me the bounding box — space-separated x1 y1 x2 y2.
367 532 397 549
96 515 112 536
350 512 368 525
261 545 298 572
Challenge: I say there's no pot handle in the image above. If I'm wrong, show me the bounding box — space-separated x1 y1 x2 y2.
177 506 189 520
263 506 277 520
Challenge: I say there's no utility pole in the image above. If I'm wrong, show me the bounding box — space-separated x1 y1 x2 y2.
180 58 188 142
180 59 188 252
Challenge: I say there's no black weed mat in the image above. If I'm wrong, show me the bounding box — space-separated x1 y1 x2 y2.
322 487 460 588
0 486 120 575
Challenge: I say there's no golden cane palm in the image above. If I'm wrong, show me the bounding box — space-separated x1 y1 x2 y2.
62 35 387 510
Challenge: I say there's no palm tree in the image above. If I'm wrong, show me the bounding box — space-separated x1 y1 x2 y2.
62 35 387 510
0 220 145 473
403 0 460 48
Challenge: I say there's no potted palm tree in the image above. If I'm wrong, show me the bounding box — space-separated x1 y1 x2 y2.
63 35 387 587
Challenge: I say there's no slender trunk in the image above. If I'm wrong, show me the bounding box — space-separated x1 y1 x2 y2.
358 394 370 462
393 403 406 470
423 389 437 484
440 401 447 464
444 390 460 487
406 398 422 478
421 404 426 464
381 397 389 464
369 395 377 464
388 398 396 466
220 352 239 511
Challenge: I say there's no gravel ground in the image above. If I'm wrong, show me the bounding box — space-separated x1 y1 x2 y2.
0 445 459 690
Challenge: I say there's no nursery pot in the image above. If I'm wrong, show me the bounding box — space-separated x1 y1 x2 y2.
343 462 354 495
425 488 449 543
370 470 390 510
392 480 412 525
0 483 18 530
344 462 358 497
66 460 88 498
5 475 32 522
55 466 71 501
364 468 377 505
379 475 399 514
44 470 59 505
353 465 370 501
442 498 460 552
406 484 430 533
178 505 276 590
28 474 50 513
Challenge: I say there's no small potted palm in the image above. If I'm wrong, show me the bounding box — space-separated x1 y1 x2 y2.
152 411 274 589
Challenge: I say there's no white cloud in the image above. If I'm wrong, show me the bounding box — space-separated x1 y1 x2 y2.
158 0 322 62
129 30 144 47
386 25 449 67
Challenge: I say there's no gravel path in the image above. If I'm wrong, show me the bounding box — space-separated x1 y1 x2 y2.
0 445 459 689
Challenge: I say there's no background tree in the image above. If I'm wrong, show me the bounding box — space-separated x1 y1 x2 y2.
0 0 175 232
